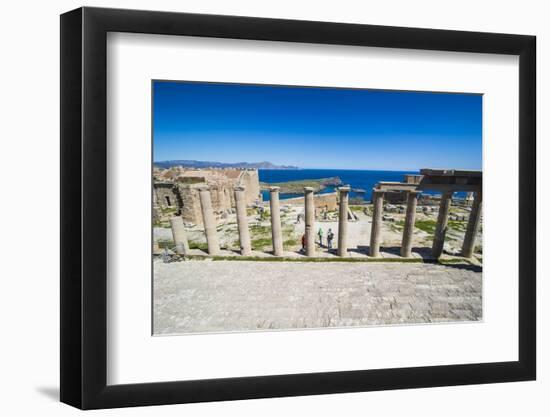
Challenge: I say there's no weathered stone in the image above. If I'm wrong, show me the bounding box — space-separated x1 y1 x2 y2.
169 216 190 255
337 186 350 257
198 187 220 255
369 190 384 257
154 168 260 225
153 261 482 334
461 190 482 258
269 187 284 256
153 240 160 254
304 187 316 256
234 186 252 256
432 191 453 258
401 191 419 258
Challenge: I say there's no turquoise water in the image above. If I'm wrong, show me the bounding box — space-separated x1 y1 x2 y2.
259 169 463 202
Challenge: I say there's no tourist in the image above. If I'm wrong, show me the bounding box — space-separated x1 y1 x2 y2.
301 233 306 252
318 228 324 247
327 228 334 249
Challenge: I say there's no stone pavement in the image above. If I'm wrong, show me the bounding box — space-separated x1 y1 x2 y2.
153 260 482 335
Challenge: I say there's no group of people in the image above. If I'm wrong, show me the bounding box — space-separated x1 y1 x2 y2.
301 227 335 251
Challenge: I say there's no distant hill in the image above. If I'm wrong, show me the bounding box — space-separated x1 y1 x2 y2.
154 160 299 170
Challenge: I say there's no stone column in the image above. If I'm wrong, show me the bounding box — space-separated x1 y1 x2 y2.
432 190 454 258
153 240 160 254
400 191 419 258
465 191 474 207
337 186 350 257
170 216 190 255
461 190 482 258
198 187 220 255
234 186 252 256
369 189 384 257
304 187 316 256
269 186 284 256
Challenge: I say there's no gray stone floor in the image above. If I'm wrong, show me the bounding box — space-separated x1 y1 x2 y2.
153 260 482 335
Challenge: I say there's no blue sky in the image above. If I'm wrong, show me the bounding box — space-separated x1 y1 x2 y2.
153 81 482 171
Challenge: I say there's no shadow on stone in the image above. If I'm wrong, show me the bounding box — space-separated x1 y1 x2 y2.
438 262 482 273
411 247 435 260
371 246 435 260
348 245 369 255
380 246 401 256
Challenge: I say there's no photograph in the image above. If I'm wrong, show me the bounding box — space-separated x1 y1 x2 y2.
152 80 483 335
0 0 542 413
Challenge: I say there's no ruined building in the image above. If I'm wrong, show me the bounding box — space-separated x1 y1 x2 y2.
153 167 261 225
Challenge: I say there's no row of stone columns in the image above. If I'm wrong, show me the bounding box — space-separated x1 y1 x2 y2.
167 187 223 257
169 185 481 260
369 189 420 258
431 190 483 259
169 185 352 257
368 188 482 259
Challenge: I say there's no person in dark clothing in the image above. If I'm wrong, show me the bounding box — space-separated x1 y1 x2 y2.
327 228 334 249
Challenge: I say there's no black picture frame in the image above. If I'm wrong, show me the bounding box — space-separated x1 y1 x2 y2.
60 6 536 410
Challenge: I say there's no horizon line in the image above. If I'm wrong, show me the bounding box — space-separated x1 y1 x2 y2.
154 160 421 171
153 160 481 172
153 163 422 172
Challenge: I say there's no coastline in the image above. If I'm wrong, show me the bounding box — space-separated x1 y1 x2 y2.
259 168 419 201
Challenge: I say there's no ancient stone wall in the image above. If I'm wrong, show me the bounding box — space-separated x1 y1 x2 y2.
209 181 235 213
177 185 202 225
282 192 338 215
154 168 261 225
154 183 179 210
238 170 261 205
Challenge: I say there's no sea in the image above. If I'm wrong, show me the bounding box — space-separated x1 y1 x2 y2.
258 169 464 202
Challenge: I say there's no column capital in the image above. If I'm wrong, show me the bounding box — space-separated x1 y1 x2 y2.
234 185 245 192
304 186 314 193
338 186 351 193
197 185 210 192
269 186 280 192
